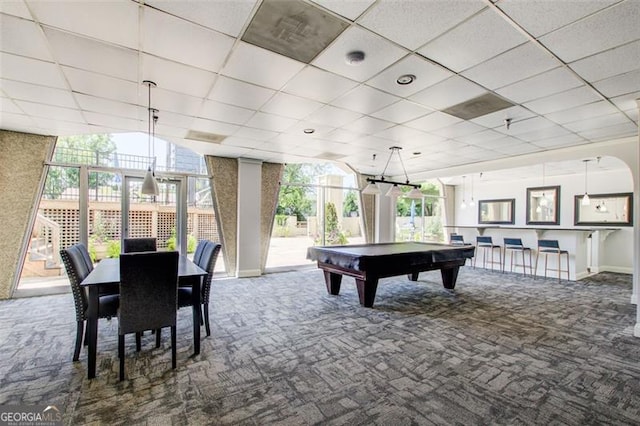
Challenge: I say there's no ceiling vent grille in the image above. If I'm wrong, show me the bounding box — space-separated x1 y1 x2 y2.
441 93 515 120
185 130 226 144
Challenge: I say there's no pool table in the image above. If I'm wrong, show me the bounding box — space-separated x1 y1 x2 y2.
307 242 475 307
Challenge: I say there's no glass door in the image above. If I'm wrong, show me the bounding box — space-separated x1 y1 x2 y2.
122 176 186 254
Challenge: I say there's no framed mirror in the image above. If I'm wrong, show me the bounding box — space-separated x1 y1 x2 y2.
574 192 633 226
478 199 515 224
526 186 560 225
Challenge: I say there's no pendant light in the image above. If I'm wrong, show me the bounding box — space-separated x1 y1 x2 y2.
361 146 422 198
460 176 467 209
581 159 591 206
539 163 549 207
469 174 476 207
141 80 159 196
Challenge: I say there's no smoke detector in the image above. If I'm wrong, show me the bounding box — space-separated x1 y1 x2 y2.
345 50 365 65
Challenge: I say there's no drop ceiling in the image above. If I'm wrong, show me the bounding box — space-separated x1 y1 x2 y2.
0 0 638 180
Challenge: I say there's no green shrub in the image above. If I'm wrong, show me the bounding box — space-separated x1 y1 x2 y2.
106 240 120 258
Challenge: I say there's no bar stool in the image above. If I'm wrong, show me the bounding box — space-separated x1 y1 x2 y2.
535 239 570 282
474 236 502 271
502 238 533 276
450 234 465 245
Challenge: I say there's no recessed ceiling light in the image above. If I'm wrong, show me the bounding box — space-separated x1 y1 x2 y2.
345 51 365 66
303 128 315 134
396 74 416 85
413 152 421 156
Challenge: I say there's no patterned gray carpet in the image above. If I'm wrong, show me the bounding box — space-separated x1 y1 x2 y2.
1 267 639 425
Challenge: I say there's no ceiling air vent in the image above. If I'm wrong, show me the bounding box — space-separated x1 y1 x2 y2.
185 130 226 144
241 0 348 63
441 93 515 120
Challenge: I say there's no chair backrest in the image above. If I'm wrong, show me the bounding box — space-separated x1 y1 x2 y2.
538 239 560 250
477 236 494 245
198 241 222 305
504 238 524 248
60 244 91 321
76 242 94 272
123 237 157 253
119 251 179 335
192 240 207 267
450 234 465 244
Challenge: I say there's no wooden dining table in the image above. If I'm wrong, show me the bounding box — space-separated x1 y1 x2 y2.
80 255 207 379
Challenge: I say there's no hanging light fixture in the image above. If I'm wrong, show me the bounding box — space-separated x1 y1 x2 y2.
539 163 549 207
581 159 591 206
361 146 422 199
460 176 467 209
469 174 476 207
141 80 159 196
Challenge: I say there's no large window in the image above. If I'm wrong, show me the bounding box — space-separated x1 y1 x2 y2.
395 181 445 243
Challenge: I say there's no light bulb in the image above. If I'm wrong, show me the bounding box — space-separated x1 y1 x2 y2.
461 200 467 209
581 193 590 206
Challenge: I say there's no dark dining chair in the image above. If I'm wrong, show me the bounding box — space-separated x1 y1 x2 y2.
191 240 207 268
178 241 221 337
60 244 119 362
123 237 157 253
118 251 179 381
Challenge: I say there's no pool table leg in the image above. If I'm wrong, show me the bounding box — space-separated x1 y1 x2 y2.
323 271 342 295
408 272 419 281
355 278 379 308
441 266 460 290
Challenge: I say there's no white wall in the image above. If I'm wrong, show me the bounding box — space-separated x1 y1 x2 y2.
453 167 633 274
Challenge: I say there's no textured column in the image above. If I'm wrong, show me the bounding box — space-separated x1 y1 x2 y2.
355 173 375 243
260 162 284 271
205 156 237 276
0 130 56 299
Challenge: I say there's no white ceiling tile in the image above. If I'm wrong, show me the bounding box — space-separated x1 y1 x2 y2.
221 136 268 150
593 70 640 98
370 100 432 124
141 54 216 98
457 129 508 145
495 67 585 104
0 1 32 19
75 94 140 121
222 42 305 90
283 66 358 103
341 116 394 134
492 142 540 156
287 122 337 139
374 125 425 143
366 54 454 97
83 111 142 132
358 0 485 50
578 122 638 141
514 125 572 142
32 116 97 135
209 76 275 110
409 76 486 110
545 101 621 124
29 0 139 49
142 7 234 72
324 128 363 143
154 123 189 139
432 140 468 153
190 117 240 135
497 0 617 38
310 0 375 20
1 13 52 61
419 8 527 73
1 79 77 109
432 121 486 139
261 93 324 120
307 105 362 127
245 112 297 132
185 140 254 157
462 133 515 149
153 110 194 130
331 85 399 115
1 53 67 89
470 106 535 129
532 134 586 149
44 27 138 82
63 67 139 104
570 40 640 83
15 100 84 123
462 42 560 90
401 132 447 150
147 88 203 117
562 112 632 133
494 116 556 136
0 111 37 130
610 91 640 112
312 26 406 82
405 111 462 132
539 1 640 62
199 100 254 125
234 127 279 142
0 96 22 114
146 0 257 37
524 86 602 115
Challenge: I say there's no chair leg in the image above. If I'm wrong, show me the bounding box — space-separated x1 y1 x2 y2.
544 254 548 279
534 251 539 279
73 320 84 361
557 252 561 282
83 321 89 346
155 329 161 348
119 335 125 381
171 326 177 370
565 253 570 281
204 305 211 337
135 332 142 352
